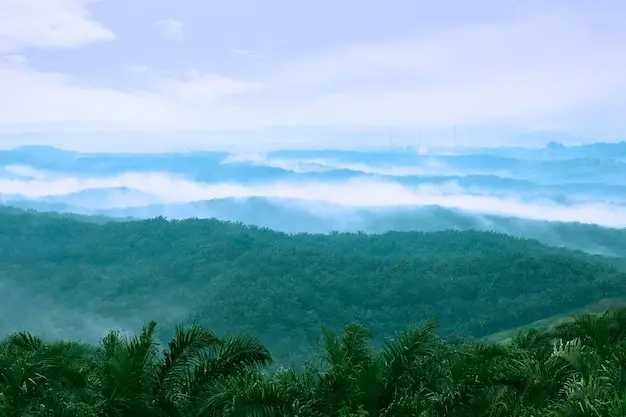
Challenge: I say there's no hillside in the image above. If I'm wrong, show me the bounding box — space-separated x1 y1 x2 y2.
485 295 626 343
5 198 626 260
1 207 625 366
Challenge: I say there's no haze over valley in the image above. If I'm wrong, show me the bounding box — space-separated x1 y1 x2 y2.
4 0 626 414
2 142 626 257
1 141 626 361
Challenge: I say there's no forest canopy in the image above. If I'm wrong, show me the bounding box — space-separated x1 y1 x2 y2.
1 206 625 366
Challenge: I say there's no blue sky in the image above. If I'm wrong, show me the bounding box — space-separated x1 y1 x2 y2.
0 0 625 151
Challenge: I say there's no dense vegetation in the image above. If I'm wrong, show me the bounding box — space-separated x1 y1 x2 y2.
1 207 626 367
8 199 626 259
3 307 626 416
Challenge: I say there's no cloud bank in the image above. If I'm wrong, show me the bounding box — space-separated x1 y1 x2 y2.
2 166 625 228
0 0 625 148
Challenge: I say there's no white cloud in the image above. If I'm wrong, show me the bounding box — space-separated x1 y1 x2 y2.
0 0 114 52
156 71 263 103
2 170 626 227
156 19 184 41
0 60 264 130
1 2 626 142
267 9 626 129
0 2 259 132
0 62 192 128
4 164 48 179
277 6 626 87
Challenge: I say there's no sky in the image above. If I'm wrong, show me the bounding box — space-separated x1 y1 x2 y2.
1 0 626 152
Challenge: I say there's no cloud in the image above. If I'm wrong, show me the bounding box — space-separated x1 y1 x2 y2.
156 71 263 103
0 0 114 52
4 164 49 179
2 168 626 228
0 61 192 128
1 1 626 144
156 19 184 41
0 59 263 130
267 8 626 130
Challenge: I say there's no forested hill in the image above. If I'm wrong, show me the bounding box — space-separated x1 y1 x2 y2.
1 207 625 366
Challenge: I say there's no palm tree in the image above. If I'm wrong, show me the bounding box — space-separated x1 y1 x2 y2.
92 321 159 417
0 331 95 416
90 320 272 417
5 306 626 416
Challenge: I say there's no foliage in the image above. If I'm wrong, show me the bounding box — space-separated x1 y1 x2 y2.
2 308 626 416
1 208 626 366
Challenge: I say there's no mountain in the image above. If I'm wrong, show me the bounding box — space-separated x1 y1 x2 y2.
36 187 162 209
1 207 625 366
6 196 625 259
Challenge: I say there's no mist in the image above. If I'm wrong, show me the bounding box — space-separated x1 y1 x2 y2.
1 143 626 228
1 142 626 349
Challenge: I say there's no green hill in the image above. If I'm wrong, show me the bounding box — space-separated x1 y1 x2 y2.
485 295 626 343
1 207 625 365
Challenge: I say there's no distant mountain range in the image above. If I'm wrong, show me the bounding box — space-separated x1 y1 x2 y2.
1 141 626 240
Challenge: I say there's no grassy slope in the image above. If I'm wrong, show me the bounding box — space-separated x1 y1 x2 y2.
486 296 626 343
1 206 626 365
